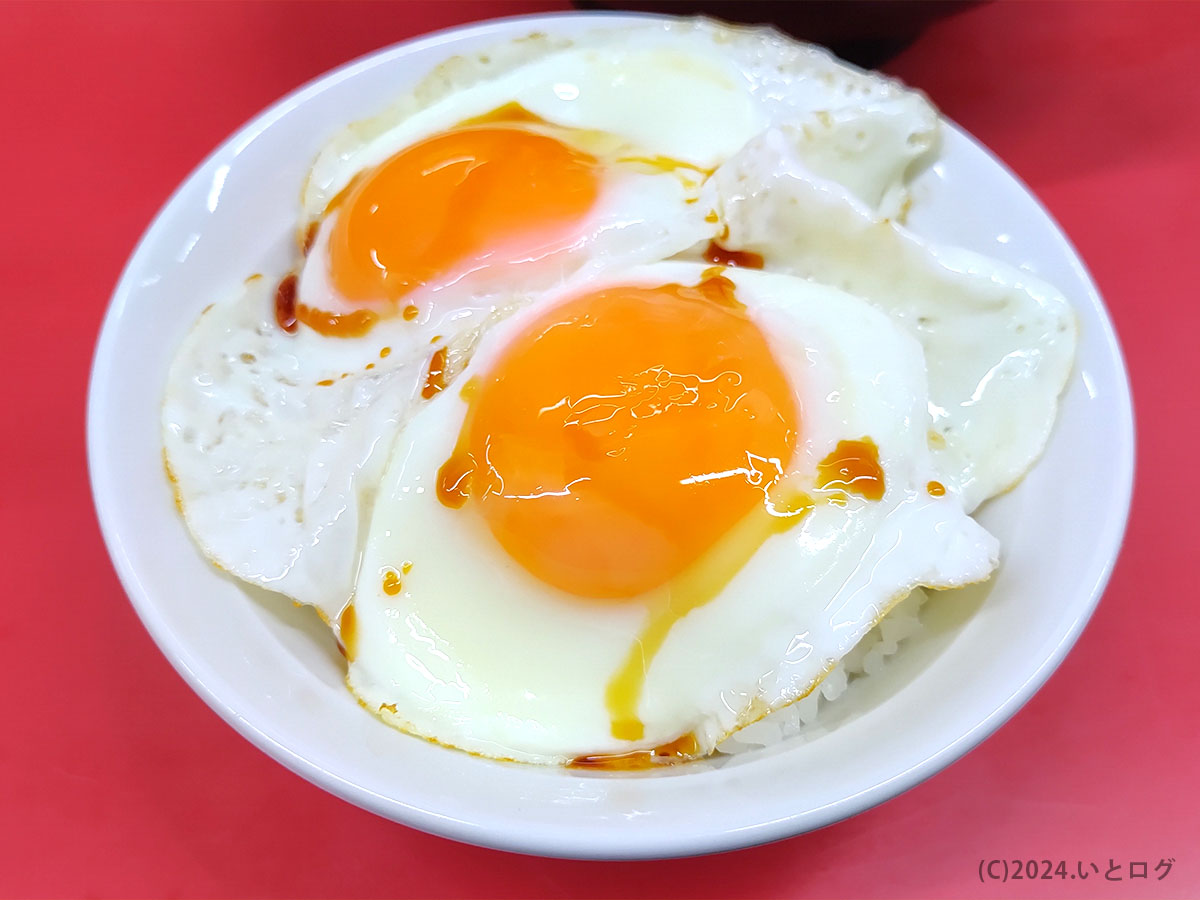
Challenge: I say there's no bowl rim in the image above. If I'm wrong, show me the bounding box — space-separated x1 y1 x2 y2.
87 11 1135 860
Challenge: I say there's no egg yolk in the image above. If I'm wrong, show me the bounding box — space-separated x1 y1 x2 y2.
328 126 600 302
438 276 799 599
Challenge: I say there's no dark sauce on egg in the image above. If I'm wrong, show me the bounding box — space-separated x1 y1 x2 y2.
422 347 449 399
337 603 358 661
381 569 403 596
569 733 701 771
816 438 885 501
703 240 764 269
302 221 320 256
275 270 379 338
274 273 299 334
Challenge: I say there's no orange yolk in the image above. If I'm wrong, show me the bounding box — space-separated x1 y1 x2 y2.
438 278 799 599
328 126 600 302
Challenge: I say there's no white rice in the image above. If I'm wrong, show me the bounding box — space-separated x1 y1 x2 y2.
717 588 927 753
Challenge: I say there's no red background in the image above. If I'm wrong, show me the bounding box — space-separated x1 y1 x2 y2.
2 1 1197 896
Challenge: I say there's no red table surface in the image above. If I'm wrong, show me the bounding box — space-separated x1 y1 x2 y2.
3 1 1198 896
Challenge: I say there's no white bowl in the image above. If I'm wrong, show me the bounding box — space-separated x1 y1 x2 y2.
88 13 1134 860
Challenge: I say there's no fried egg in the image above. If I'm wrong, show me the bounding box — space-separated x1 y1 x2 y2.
163 19 945 624
345 262 998 764
291 17 944 345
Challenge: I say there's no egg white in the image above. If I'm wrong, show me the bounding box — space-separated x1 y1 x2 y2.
705 129 1078 511
347 262 999 764
162 275 434 621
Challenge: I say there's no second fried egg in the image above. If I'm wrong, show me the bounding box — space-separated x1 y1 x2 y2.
346 262 998 764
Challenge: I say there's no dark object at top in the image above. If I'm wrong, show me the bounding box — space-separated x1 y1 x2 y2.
572 1 979 68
